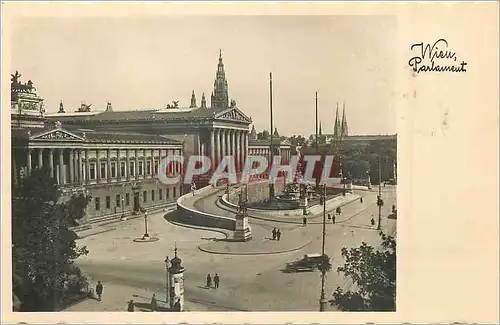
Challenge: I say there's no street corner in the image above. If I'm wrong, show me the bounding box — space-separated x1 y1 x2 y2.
197 227 312 255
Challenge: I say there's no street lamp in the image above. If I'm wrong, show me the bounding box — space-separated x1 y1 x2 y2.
376 157 384 230
143 210 149 239
319 183 327 312
120 197 125 220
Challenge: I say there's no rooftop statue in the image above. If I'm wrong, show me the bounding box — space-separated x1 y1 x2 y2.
11 71 37 94
166 100 179 109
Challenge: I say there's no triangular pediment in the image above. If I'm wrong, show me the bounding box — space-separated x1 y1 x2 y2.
30 128 85 142
214 107 252 123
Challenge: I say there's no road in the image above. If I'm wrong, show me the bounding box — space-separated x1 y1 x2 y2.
72 186 396 311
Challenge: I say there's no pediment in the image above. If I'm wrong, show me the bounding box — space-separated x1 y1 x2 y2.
215 107 252 123
30 128 85 142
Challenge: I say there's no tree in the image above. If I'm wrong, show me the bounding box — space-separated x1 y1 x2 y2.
12 167 91 311
330 232 396 311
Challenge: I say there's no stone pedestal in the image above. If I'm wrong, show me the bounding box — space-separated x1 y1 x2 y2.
234 210 252 241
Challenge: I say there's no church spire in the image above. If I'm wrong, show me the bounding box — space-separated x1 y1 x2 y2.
211 50 229 109
333 102 341 139
201 92 207 109
190 90 197 108
58 101 65 113
341 102 348 137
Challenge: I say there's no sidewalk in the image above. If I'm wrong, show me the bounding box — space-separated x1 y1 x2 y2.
64 281 212 312
198 224 312 255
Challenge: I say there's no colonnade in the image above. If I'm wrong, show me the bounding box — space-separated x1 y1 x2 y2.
19 147 182 186
204 128 249 172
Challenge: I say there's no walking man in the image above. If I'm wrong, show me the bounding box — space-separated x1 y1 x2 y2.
214 273 220 289
332 215 336 224
95 281 103 301
303 216 307 227
360 197 363 203
150 293 157 311
206 273 212 288
276 229 281 241
272 228 277 240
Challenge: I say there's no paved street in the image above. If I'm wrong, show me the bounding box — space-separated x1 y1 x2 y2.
69 185 396 312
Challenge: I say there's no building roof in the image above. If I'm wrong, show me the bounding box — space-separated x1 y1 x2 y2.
46 106 229 124
248 137 291 146
12 124 182 145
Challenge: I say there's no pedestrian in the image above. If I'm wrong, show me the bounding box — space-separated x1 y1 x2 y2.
174 299 181 312
272 228 277 240
214 273 220 289
360 197 363 203
276 229 281 241
303 216 307 227
150 293 157 311
95 281 103 301
206 273 212 288
328 213 331 220
127 299 135 312
332 215 336 224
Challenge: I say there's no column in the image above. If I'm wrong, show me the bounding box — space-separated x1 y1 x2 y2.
69 149 75 184
239 131 245 171
78 150 83 183
235 131 240 172
49 149 54 179
210 130 215 170
143 149 147 178
229 130 235 170
245 131 249 167
26 149 32 176
107 149 111 182
117 149 121 179
214 129 221 165
221 129 226 162
85 150 90 184
37 148 43 169
59 149 65 184
135 149 139 180
151 149 155 177
125 149 130 180
96 149 101 183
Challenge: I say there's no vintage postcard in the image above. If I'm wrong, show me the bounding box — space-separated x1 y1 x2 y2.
1 2 498 324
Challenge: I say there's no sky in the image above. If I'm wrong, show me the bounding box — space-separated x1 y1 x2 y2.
11 15 396 136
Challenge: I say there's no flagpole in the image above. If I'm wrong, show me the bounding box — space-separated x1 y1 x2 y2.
269 72 274 202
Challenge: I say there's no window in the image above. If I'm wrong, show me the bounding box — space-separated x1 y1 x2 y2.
129 162 135 176
125 193 130 206
151 190 155 201
106 196 111 209
166 188 170 199
120 162 126 178
147 161 151 176
173 187 176 198
116 194 121 207
139 161 144 176
111 162 117 178
95 197 100 211
143 190 147 203
100 162 106 179
90 163 96 180
154 161 159 175
159 189 163 200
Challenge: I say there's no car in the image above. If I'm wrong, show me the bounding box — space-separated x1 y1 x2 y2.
285 253 323 272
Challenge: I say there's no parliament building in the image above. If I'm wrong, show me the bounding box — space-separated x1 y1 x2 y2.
11 52 291 224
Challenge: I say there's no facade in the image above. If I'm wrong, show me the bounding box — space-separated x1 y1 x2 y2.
11 74 184 225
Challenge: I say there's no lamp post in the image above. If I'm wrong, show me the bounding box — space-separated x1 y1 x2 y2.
143 211 149 238
319 183 327 312
120 198 125 220
376 157 384 230
165 256 170 307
